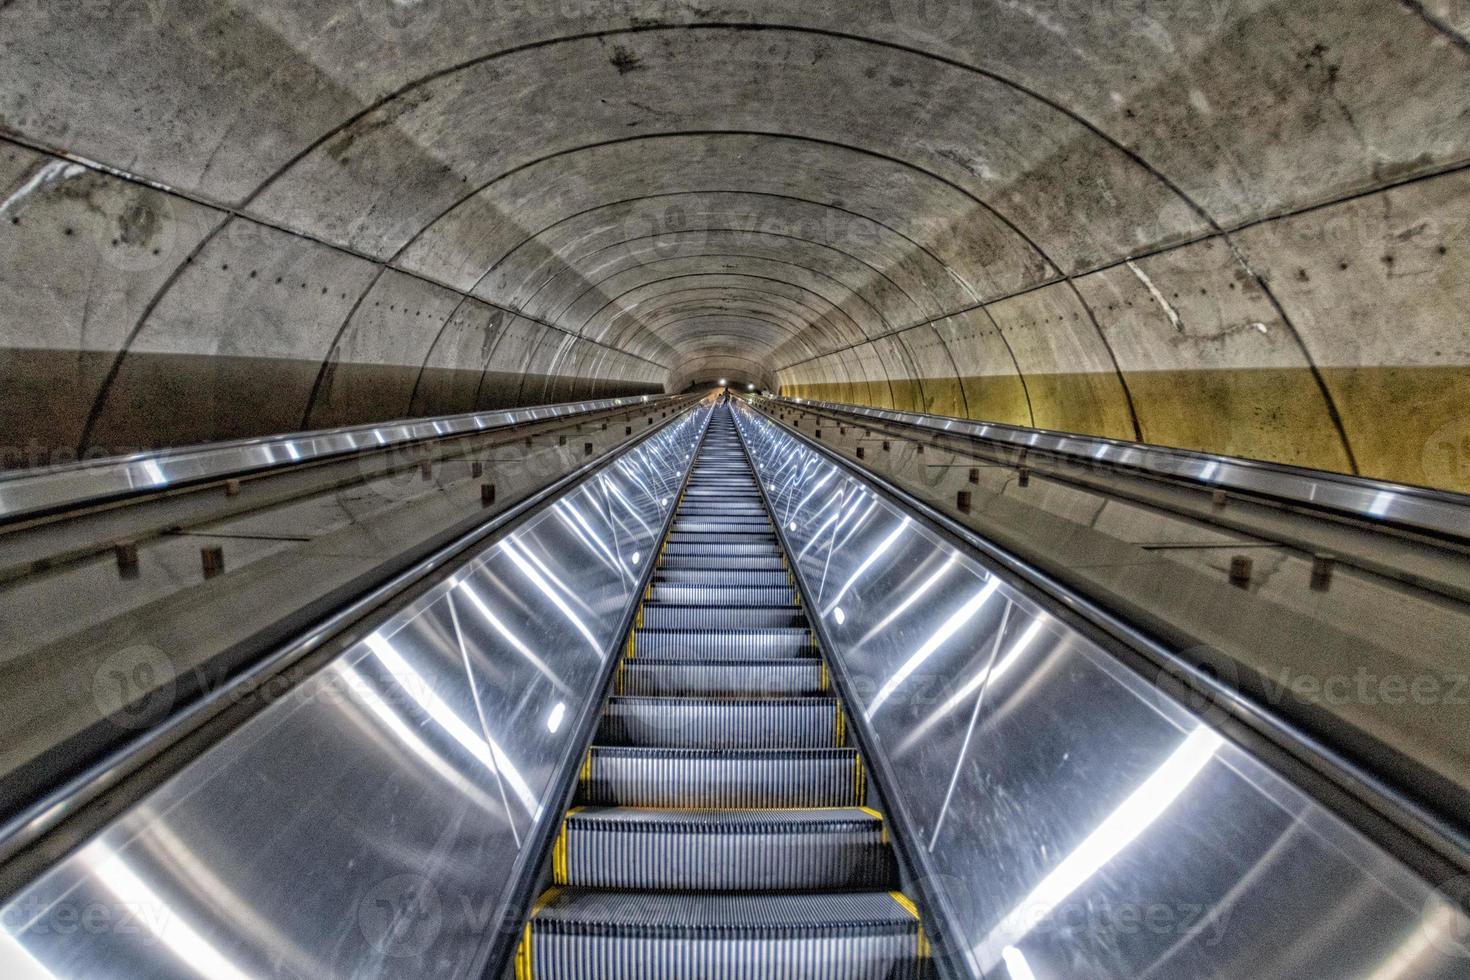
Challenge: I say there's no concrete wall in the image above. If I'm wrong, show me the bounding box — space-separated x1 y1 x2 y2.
0 0 1466 489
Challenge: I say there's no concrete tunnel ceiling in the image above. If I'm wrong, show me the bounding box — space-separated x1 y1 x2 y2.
1 1 1468 491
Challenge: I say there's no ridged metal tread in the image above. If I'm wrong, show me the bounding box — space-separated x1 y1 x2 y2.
618 659 826 697
665 532 778 545
640 604 805 630
631 627 814 660
598 697 844 749
648 583 798 605
531 888 917 931
669 527 773 538
653 568 792 586
554 807 894 891
579 747 865 808
659 542 781 557
521 891 924 980
655 555 787 571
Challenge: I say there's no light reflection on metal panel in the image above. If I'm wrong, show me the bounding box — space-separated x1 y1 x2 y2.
781 399 1470 541
0 394 672 524
734 402 1470 980
0 407 708 979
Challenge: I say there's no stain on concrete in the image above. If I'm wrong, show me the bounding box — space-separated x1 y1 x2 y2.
609 46 645 75
116 198 160 247
324 89 433 164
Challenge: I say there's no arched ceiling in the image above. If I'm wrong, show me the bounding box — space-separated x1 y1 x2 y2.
1 1 1468 488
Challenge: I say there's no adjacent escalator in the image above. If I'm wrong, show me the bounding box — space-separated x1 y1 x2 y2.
516 403 931 979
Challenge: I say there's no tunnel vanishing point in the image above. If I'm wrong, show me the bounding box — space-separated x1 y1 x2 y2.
1 0 1468 492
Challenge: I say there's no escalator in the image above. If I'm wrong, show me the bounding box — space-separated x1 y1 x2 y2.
516 403 932 979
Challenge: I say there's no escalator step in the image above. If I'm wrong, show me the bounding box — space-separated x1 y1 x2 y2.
554 808 895 890
653 569 791 586
648 583 798 605
580 747 864 808
659 542 778 557
632 628 813 660
520 890 924 980
670 522 772 534
618 659 825 696
598 697 843 749
656 555 787 571
640 605 804 630
666 531 777 544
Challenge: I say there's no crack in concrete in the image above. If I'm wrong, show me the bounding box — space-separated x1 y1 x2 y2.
1397 0 1470 55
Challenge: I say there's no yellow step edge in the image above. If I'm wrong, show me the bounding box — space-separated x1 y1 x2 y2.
515 888 562 980
514 921 532 980
889 891 920 919
887 893 933 961
551 818 569 884
857 806 889 843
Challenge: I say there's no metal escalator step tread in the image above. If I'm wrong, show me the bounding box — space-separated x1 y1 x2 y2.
618 659 825 696
530 887 918 931
580 747 864 808
598 697 842 749
673 528 776 537
557 807 894 891
653 569 791 586
648 583 798 605
659 542 781 557
640 605 805 630
656 556 787 571
521 891 924 980
632 628 814 660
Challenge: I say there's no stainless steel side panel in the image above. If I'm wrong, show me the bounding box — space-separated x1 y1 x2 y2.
0 394 670 524
735 404 1470 979
781 398 1470 541
0 408 707 979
